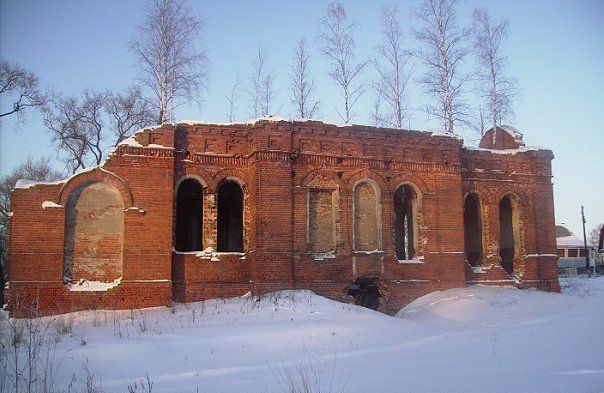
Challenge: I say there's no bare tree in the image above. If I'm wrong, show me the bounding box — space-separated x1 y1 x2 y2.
290 39 319 118
374 6 411 129
0 61 51 123
45 87 155 173
472 8 518 129
0 156 63 304
413 0 470 132
44 89 108 173
247 47 274 118
262 73 274 116
468 104 487 139
129 0 209 124
105 85 155 145
225 75 241 122
369 88 386 127
316 2 367 123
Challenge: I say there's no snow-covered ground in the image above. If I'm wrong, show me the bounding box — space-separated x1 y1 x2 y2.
2 276 603 393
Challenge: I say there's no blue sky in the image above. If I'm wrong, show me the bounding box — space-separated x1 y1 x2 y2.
1 0 602 237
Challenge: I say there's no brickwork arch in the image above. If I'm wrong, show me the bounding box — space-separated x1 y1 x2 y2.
175 174 208 192
299 168 344 189
389 173 430 196
58 167 134 208
345 169 388 192
211 169 251 193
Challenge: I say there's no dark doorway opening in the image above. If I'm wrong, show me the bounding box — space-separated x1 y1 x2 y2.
347 277 381 310
464 193 483 266
499 196 515 274
394 185 415 260
175 179 203 251
217 181 244 252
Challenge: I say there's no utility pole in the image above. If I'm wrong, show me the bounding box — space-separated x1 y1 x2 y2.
581 206 591 277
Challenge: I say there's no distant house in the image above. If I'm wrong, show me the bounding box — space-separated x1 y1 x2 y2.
556 223 596 271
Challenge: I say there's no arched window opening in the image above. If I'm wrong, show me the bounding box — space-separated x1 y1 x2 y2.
64 181 124 283
499 195 515 274
353 181 380 251
175 179 204 252
464 193 483 266
217 181 244 252
394 185 416 260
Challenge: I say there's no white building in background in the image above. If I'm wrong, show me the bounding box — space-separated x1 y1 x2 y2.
555 223 597 272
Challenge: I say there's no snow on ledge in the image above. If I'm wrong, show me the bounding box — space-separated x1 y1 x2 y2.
429 131 464 142
180 115 352 128
398 257 424 264
125 207 146 214
312 251 336 261
525 253 560 258
353 250 384 255
42 201 63 209
464 146 551 155
172 247 245 261
14 179 64 189
66 278 121 292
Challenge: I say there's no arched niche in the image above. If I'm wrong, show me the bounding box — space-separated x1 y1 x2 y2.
64 181 124 283
353 180 382 251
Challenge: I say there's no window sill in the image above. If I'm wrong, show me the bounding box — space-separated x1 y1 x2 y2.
312 252 336 261
397 258 424 264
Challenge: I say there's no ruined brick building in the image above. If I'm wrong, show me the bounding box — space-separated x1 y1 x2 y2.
6 117 560 316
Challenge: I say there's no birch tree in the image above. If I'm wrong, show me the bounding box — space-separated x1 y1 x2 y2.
290 39 319 118
225 75 241 122
413 0 470 132
374 6 411 129
472 8 518 129
129 0 209 124
316 2 367 123
369 88 385 127
247 48 274 118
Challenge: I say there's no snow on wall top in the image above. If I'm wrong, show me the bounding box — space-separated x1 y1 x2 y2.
13 166 101 190
463 145 550 155
179 115 353 128
179 115 466 144
14 179 64 189
499 125 524 142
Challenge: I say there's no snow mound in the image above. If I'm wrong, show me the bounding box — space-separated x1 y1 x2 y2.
2 279 604 393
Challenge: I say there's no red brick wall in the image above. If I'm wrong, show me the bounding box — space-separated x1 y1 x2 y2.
7 120 559 317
